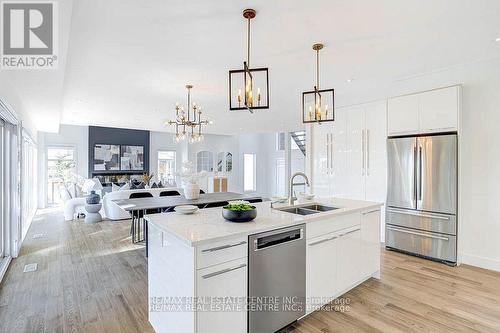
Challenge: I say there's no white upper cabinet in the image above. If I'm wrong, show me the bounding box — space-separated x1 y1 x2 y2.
387 94 420 135
419 86 459 132
387 86 460 136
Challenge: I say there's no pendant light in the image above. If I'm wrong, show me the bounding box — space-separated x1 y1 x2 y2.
166 84 212 144
302 43 335 123
229 8 269 112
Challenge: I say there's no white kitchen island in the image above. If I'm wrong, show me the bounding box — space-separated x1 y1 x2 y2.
145 198 382 333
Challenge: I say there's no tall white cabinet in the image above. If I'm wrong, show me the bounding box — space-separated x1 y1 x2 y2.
310 100 387 204
308 100 387 240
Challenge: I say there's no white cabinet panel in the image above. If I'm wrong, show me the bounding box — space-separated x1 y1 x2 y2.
387 94 419 135
331 107 348 198
196 258 247 333
365 101 387 203
311 123 331 197
419 86 458 132
337 227 362 294
361 210 381 278
306 233 338 314
346 106 366 200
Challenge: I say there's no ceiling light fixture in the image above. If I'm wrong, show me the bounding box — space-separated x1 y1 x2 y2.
302 43 335 124
228 8 269 112
496 37 500 42
166 84 212 144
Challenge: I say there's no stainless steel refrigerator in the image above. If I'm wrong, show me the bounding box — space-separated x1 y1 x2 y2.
385 133 457 264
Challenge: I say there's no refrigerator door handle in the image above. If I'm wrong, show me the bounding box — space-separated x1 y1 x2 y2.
413 144 417 203
418 146 423 201
386 208 451 221
387 226 450 241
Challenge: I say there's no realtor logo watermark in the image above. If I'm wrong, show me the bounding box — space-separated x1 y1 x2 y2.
1 1 58 69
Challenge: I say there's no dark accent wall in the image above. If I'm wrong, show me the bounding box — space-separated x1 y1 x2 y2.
88 126 150 177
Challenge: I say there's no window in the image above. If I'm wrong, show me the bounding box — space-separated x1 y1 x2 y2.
243 153 256 192
47 146 76 205
157 151 176 184
0 120 4 258
197 151 214 172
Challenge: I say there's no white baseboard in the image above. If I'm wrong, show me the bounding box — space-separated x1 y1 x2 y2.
460 252 500 272
0 256 12 284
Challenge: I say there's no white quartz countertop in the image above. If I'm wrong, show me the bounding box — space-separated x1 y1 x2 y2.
145 197 383 247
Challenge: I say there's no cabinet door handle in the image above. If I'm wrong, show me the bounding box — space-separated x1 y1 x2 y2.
202 263 247 279
362 209 380 215
308 235 338 247
366 129 370 176
387 226 449 241
201 241 247 253
326 133 330 173
361 130 365 176
330 133 334 175
339 228 361 237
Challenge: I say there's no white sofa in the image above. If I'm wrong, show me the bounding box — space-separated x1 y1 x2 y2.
103 187 181 221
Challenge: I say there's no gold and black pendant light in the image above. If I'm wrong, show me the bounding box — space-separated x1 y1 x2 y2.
302 43 334 123
229 8 269 112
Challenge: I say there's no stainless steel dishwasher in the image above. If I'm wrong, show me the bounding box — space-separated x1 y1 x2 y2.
248 225 306 333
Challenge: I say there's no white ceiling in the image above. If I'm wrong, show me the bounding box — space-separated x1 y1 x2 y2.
8 0 500 134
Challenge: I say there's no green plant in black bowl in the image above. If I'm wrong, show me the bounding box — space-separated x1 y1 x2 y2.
222 204 257 222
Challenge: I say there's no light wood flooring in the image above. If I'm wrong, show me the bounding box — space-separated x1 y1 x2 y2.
1 208 500 333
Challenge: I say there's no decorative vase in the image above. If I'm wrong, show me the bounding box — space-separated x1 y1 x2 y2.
86 190 100 204
183 182 200 200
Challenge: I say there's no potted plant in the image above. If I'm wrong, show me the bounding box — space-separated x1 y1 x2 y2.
178 161 206 199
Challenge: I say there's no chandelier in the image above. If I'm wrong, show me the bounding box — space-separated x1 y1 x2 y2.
166 84 211 143
302 43 335 123
229 8 269 112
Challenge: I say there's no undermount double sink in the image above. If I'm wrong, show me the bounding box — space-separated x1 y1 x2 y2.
275 204 339 216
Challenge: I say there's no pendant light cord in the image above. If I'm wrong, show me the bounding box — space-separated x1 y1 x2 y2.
316 48 320 89
247 17 251 68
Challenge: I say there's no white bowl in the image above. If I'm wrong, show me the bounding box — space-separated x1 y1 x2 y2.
174 205 199 214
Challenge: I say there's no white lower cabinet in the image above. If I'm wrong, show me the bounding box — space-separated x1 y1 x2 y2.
306 232 338 314
361 210 381 278
196 258 248 333
336 227 362 293
306 210 379 313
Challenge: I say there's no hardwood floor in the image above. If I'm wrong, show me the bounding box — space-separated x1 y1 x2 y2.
1 208 500 333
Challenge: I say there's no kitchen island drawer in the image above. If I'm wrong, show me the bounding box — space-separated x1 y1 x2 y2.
196 236 248 269
307 213 360 239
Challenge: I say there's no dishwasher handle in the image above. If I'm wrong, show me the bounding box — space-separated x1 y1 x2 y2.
253 228 303 251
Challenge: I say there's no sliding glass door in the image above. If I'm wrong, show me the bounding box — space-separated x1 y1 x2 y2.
0 119 4 259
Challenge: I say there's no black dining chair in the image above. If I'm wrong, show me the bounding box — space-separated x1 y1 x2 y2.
129 192 154 243
159 190 181 212
159 190 181 197
200 189 205 194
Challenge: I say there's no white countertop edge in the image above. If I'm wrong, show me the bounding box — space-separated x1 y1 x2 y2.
145 198 383 247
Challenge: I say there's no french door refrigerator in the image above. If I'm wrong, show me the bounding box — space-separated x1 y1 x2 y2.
385 133 457 264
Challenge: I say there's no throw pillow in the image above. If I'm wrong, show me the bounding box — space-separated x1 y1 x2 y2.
158 181 163 188
120 182 130 191
151 182 158 188
112 183 120 192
